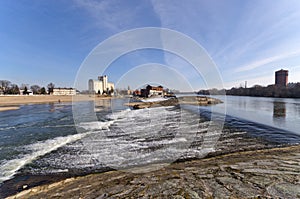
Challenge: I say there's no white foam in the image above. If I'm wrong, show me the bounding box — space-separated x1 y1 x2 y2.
79 121 114 130
0 126 16 131
141 97 168 102
107 108 131 120
0 133 88 183
78 109 133 131
0 106 213 181
150 137 187 146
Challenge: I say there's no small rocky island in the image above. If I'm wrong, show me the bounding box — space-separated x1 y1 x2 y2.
125 96 223 109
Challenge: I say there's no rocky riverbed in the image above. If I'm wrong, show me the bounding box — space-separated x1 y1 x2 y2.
7 144 300 199
125 96 223 109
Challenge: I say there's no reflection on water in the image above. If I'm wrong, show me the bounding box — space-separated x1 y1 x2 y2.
49 103 55 112
94 99 112 112
206 95 300 134
273 100 286 127
237 97 247 109
295 102 300 117
273 101 286 118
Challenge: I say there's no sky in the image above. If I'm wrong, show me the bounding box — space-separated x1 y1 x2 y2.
1 0 300 91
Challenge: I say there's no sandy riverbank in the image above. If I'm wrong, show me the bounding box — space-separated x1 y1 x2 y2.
6 145 300 198
0 106 20 112
0 95 113 111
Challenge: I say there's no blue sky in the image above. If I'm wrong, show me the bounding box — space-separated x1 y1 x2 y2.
1 0 300 91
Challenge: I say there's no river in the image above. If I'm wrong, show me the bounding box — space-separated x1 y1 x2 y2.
208 95 300 135
0 96 300 197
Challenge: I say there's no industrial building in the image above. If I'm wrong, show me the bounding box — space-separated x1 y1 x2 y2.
275 69 288 87
88 75 115 94
52 88 76 95
141 85 164 98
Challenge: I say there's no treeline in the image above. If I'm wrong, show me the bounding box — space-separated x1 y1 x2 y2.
0 80 56 95
198 83 300 98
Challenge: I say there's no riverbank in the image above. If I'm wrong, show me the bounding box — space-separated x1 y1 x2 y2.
6 144 300 199
0 95 113 111
0 106 20 112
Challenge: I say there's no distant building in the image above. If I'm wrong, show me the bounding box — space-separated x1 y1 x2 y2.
89 75 115 95
133 90 141 96
287 82 300 88
275 69 288 87
52 88 76 95
141 85 164 98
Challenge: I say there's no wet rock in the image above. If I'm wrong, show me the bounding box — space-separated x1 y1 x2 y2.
267 182 300 199
7 145 300 199
126 96 223 109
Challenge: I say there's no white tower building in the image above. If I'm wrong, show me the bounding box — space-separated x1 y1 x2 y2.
88 75 114 94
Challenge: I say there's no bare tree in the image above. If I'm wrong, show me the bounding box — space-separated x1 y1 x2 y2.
6 84 20 94
110 86 114 95
23 86 28 95
0 80 11 94
30 85 41 94
47 83 55 94
40 87 47 95
20 83 29 90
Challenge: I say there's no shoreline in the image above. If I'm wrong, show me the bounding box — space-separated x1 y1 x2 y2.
0 95 222 111
0 106 20 112
0 95 114 111
4 144 300 198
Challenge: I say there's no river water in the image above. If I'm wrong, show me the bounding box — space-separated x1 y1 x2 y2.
0 96 299 196
207 95 300 135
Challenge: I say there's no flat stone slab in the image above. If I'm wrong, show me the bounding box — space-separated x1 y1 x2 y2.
8 145 300 199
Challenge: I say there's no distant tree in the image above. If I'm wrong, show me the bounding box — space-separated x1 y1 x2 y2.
110 86 114 95
0 80 11 94
40 87 47 95
12 84 20 94
30 85 41 94
20 84 29 90
293 83 300 98
199 83 300 98
23 86 28 95
6 84 20 94
47 83 55 94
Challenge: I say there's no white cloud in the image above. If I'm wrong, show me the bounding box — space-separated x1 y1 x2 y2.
75 0 300 89
235 50 300 73
73 0 141 32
